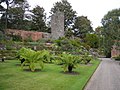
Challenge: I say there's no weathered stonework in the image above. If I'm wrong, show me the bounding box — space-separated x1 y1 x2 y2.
111 45 120 57
43 32 51 39
6 29 50 41
5 12 64 41
51 11 64 39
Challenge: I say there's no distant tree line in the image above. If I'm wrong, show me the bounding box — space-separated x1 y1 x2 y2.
96 8 120 57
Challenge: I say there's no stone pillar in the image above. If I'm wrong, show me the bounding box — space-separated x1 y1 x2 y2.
51 11 64 39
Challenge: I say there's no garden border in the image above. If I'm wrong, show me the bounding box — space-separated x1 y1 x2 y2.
82 59 101 90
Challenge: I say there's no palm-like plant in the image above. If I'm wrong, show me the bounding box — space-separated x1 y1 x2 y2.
17 47 44 72
17 47 54 72
40 49 52 63
81 53 93 64
58 52 80 73
16 47 26 63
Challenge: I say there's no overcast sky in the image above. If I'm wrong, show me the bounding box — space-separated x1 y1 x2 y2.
27 0 120 29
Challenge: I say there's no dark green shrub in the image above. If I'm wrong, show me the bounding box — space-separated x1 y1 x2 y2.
56 52 80 72
114 56 120 61
81 53 93 64
24 36 33 42
17 47 54 71
84 34 99 48
54 37 82 52
8 34 22 41
0 31 5 41
17 47 44 71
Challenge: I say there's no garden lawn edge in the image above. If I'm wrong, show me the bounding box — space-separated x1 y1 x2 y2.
82 59 101 90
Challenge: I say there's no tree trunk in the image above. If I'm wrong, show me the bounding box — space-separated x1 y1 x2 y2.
86 59 91 64
2 58 4 62
68 65 73 73
21 58 25 64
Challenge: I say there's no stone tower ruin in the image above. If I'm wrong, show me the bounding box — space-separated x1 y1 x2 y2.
51 11 64 39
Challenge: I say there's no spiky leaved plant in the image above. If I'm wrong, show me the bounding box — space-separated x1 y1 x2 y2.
81 52 93 64
17 47 44 72
16 47 27 64
40 49 52 63
58 52 80 73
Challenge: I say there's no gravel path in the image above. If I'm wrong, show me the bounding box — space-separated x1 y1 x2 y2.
84 58 120 90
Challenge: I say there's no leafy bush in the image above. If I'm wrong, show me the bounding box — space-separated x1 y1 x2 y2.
17 47 55 71
56 52 80 72
7 34 22 42
81 53 93 64
0 50 17 60
38 49 54 63
54 37 82 52
84 34 99 48
114 55 120 61
17 47 44 71
69 38 81 47
0 31 5 41
24 36 33 42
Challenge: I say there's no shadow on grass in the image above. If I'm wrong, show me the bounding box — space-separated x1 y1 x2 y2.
0 61 8 63
80 63 93 66
15 63 21 66
23 68 41 72
15 64 30 66
0 61 4 63
61 71 80 75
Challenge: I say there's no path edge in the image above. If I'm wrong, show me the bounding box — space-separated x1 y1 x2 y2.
82 59 102 90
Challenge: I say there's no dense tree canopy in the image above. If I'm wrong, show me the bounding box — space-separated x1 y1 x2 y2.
8 7 25 29
31 5 47 32
95 26 105 49
8 0 29 29
95 26 104 35
74 16 93 38
0 0 28 30
84 34 99 48
101 8 120 57
102 8 120 40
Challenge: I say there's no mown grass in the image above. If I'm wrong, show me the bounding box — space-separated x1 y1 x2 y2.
0 59 100 90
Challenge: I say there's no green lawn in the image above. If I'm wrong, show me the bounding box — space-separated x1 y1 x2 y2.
0 59 100 90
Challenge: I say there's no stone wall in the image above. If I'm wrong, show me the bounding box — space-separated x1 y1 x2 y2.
111 45 120 57
51 11 64 39
5 12 65 41
6 29 50 41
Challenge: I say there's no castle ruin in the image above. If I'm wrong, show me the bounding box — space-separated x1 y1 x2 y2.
51 11 64 39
